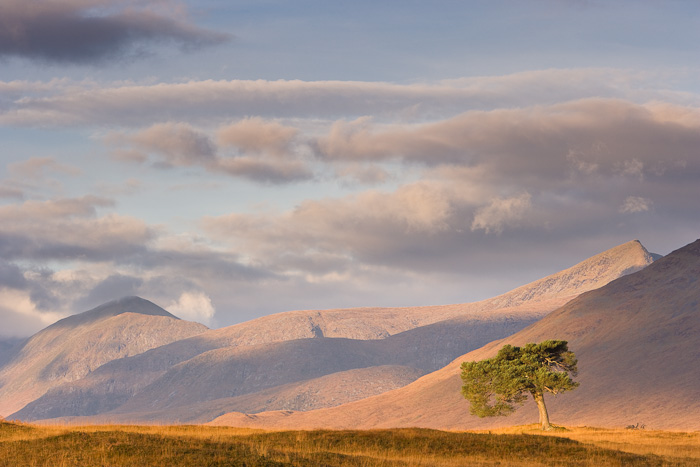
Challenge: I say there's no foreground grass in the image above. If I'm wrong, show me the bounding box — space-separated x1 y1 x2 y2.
1 421 697 466
487 425 700 462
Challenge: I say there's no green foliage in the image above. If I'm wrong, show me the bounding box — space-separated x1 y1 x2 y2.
461 340 579 419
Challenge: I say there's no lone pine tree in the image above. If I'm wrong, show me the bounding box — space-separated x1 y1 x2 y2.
460 340 579 430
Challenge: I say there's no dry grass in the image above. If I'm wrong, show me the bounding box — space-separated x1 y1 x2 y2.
483 424 700 463
2 420 697 466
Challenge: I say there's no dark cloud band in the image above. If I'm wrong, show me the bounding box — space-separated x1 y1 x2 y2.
0 1 230 64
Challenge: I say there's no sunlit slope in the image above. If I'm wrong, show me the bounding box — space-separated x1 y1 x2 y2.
211 239 698 430
200 239 655 342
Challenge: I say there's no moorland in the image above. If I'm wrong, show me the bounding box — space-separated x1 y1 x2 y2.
1 420 699 466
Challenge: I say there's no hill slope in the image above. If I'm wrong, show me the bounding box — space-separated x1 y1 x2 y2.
210 239 699 431
13 240 654 423
199 239 655 343
0 297 208 417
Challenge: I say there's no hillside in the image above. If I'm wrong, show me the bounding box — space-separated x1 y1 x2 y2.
199 239 655 344
13 302 554 422
0 297 208 417
209 239 699 431
12 240 654 423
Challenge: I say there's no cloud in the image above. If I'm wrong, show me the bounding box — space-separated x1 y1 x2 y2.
620 196 652 213
8 156 82 178
217 117 299 157
0 0 229 64
202 180 463 275
110 122 217 168
76 273 144 310
0 196 153 261
4 69 694 127
167 291 215 325
0 186 24 200
107 121 313 184
619 158 645 180
334 164 391 186
315 100 700 178
215 157 313 184
471 193 533 234
0 288 67 337
2 70 700 336
0 260 27 290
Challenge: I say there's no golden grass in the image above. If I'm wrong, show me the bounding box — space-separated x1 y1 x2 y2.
482 424 700 462
2 420 697 466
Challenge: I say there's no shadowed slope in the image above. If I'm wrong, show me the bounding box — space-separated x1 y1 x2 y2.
0 338 24 368
210 239 699 430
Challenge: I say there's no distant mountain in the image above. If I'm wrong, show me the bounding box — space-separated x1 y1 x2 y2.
11 240 654 423
0 297 208 417
0 337 24 368
200 239 656 343
211 238 699 431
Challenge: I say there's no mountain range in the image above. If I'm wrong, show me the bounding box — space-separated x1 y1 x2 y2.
210 238 700 431
4 239 688 431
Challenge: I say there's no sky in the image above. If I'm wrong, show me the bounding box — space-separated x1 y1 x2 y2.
1 0 699 336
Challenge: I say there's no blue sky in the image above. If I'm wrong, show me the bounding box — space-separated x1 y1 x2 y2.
1 0 699 335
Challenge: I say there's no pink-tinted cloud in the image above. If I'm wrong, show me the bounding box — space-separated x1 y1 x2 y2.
471 193 533 234
8 157 82 178
124 122 217 167
0 196 152 261
3 69 684 127
217 117 299 157
107 121 313 184
315 99 700 186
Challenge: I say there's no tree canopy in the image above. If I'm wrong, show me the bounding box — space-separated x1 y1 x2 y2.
460 340 578 430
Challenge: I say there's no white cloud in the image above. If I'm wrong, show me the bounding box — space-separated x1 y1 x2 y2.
620 158 645 180
0 288 67 337
620 196 652 213
471 193 533 234
167 291 216 325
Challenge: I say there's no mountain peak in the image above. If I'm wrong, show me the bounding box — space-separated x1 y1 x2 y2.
0 296 208 417
48 296 176 330
484 239 655 309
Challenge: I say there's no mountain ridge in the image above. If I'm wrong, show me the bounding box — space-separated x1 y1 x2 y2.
10 239 655 423
45 297 178 330
209 239 699 431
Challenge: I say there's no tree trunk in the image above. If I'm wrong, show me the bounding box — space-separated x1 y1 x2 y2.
533 392 551 430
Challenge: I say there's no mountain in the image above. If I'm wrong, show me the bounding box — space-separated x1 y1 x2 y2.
200 239 656 343
0 297 208 417
11 303 553 422
12 240 654 423
209 239 699 431
0 338 24 368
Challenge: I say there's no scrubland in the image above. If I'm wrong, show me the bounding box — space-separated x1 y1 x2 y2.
2 420 699 466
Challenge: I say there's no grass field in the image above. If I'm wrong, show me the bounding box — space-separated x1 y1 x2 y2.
1 420 698 466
